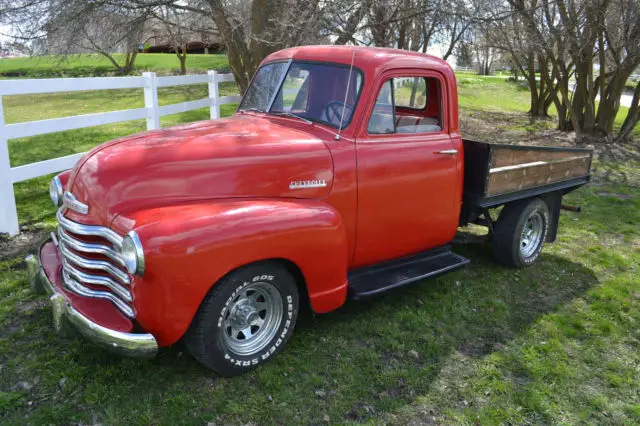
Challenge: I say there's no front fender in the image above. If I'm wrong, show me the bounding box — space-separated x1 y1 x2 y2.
111 199 348 347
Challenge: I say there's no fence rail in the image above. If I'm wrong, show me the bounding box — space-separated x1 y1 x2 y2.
0 70 240 236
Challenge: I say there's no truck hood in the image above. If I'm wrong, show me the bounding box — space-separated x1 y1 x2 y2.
65 115 334 226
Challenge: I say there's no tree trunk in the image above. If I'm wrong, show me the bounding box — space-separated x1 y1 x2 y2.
250 0 285 63
119 51 137 75
370 5 389 47
420 19 437 53
408 77 419 106
553 57 576 132
334 5 365 45
534 55 553 117
397 0 412 49
527 53 540 116
575 59 598 136
615 82 640 142
208 0 305 93
208 0 255 93
398 22 408 50
177 45 187 75
598 29 606 121
596 64 637 137
596 74 624 137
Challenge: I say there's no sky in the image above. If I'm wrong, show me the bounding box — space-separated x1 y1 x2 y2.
0 24 12 43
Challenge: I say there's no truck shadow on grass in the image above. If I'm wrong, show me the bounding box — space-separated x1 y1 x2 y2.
313 241 598 357
0 241 598 424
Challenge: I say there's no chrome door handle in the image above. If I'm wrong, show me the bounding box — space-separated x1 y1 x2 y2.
437 149 458 155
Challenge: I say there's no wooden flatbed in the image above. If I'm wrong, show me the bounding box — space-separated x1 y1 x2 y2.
460 139 593 225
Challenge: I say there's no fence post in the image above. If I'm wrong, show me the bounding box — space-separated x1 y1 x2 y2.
143 72 160 130
0 95 20 236
208 70 220 120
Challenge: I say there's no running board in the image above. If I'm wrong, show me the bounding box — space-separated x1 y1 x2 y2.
348 246 470 300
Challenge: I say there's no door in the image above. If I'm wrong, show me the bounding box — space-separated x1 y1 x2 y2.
353 72 460 267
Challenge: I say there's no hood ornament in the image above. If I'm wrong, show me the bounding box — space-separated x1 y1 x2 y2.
289 180 327 190
63 192 89 214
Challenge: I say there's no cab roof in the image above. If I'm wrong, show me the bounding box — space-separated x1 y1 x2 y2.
263 45 454 77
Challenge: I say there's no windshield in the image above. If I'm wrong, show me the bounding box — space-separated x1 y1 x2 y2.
238 61 364 129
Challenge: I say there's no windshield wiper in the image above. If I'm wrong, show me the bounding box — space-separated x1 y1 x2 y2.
240 107 266 113
270 111 313 125
240 108 312 125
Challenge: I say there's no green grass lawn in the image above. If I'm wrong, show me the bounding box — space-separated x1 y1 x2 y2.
457 75 532 113
1 70 640 424
1 187 638 425
0 53 230 77
456 76 640 139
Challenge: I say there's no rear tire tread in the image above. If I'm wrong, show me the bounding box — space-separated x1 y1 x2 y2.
491 198 549 268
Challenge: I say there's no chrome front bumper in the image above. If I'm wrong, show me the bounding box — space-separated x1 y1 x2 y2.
26 244 158 358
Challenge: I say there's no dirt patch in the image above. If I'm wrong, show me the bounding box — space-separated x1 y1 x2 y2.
457 340 496 357
15 299 47 315
460 109 639 158
460 110 577 147
0 230 47 261
405 409 441 425
597 191 633 199
384 378 414 399
344 402 377 422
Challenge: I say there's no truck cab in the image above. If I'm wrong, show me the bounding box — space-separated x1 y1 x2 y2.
27 46 591 376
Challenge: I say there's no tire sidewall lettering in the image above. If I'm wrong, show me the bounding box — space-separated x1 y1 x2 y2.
220 273 296 367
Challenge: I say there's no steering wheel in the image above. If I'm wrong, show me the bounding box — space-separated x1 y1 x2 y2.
323 101 355 127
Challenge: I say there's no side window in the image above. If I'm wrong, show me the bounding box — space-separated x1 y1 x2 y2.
367 80 395 134
394 77 427 109
367 76 443 135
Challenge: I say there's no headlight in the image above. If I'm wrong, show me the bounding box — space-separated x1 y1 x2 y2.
49 176 63 207
122 231 145 276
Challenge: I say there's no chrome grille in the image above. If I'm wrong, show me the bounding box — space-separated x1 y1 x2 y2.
56 209 134 318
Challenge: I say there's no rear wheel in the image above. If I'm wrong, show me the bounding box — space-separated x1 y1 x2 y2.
185 262 299 377
492 198 549 268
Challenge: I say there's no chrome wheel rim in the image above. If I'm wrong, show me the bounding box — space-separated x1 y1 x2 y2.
222 282 283 356
520 211 544 258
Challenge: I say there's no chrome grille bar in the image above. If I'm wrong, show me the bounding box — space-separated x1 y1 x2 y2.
59 240 130 285
58 226 124 267
56 209 123 250
56 208 134 318
62 270 134 318
62 261 132 303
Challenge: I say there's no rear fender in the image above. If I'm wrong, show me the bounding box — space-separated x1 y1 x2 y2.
112 199 348 347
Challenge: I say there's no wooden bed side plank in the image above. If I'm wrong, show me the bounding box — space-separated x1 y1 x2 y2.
490 147 591 168
487 156 590 196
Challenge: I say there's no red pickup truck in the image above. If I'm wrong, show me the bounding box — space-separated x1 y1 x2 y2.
27 46 592 376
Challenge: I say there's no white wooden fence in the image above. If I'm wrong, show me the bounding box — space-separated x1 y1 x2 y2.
0 71 241 236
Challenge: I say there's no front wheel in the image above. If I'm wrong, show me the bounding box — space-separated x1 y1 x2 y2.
492 198 549 268
185 262 299 377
